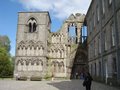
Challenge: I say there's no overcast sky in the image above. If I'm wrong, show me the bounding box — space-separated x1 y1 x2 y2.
0 0 91 56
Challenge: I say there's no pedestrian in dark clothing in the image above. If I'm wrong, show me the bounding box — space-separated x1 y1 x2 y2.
83 72 93 90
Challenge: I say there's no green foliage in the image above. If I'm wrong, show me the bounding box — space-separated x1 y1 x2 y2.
0 47 13 78
44 73 51 80
0 35 11 52
71 44 78 49
0 35 13 78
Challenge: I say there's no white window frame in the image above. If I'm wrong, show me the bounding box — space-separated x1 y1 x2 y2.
98 36 101 54
111 23 115 46
109 0 112 4
97 6 100 22
102 0 105 14
104 31 107 51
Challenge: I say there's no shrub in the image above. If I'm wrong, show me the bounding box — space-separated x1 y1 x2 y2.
44 74 51 80
1 75 13 78
30 76 42 81
18 76 27 81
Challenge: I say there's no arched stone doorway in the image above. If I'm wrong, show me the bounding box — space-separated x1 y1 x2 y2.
70 42 88 79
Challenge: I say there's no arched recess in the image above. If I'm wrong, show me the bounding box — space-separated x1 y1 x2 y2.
27 17 37 33
17 41 26 56
51 61 59 73
55 61 59 73
27 59 32 71
70 46 88 79
68 23 78 44
57 49 61 58
22 60 27 71
52 34 55 43
39 45 44 56
17 59 23 71
51 61 56 72
59 61 64 73
32 59 43 71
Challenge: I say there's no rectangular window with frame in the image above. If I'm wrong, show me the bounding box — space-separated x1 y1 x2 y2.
113 58 117 77
98 36 101 54
93 13 96 28
111 23 115 46
92 42 95 57
89 44 92 59
94 63 97 76
88 46 91 59
94 13 96 28
97 6 100 22
89 21 92 35
90 20 93 34
109 0 112 5
102 0 105 14
99 61 101 77
91 64 93 76
105 34 107 51
94 40 97 56
104 31 107 51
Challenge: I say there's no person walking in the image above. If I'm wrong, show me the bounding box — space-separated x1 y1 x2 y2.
83 72 93 90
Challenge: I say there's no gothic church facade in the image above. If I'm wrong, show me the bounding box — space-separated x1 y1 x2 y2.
14 12 85 79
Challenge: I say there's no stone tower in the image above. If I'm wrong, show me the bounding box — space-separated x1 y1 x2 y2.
14 12 51 78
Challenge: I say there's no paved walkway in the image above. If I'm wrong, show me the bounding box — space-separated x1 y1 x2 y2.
0 79 119 90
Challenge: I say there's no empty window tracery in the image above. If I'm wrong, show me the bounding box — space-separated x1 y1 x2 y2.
29 23 32 32
33 23 37 32
27 17 37 33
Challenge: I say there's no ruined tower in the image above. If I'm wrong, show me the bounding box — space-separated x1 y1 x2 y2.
14 12 85 79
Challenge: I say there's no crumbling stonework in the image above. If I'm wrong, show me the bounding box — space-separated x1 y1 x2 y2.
14 12 85 79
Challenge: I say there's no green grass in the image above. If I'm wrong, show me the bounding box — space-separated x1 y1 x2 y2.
0 78 13 80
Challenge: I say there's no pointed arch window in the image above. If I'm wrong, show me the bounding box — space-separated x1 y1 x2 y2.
29 23 32 32
27 17 37 33
33 22 37 32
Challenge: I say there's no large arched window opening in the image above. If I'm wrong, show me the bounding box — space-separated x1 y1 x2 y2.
68 23 77 44
27 17 37 33
81 26 87 43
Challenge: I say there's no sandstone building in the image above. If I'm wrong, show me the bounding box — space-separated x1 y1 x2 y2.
14 12 86 79
85 0 120 85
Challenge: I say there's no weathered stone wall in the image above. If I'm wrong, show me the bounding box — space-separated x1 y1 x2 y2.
86 0 120 85
15 12 50 78
14 12 85 79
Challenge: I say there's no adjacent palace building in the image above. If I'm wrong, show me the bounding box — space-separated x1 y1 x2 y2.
85 0 120 85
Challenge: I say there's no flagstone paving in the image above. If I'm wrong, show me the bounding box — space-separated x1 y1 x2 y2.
0 79 119 90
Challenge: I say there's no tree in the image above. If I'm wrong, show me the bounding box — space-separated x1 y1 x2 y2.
0 35 13 78
0 35 11 52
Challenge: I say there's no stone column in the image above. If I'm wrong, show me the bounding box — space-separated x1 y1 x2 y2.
77 24 82 43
